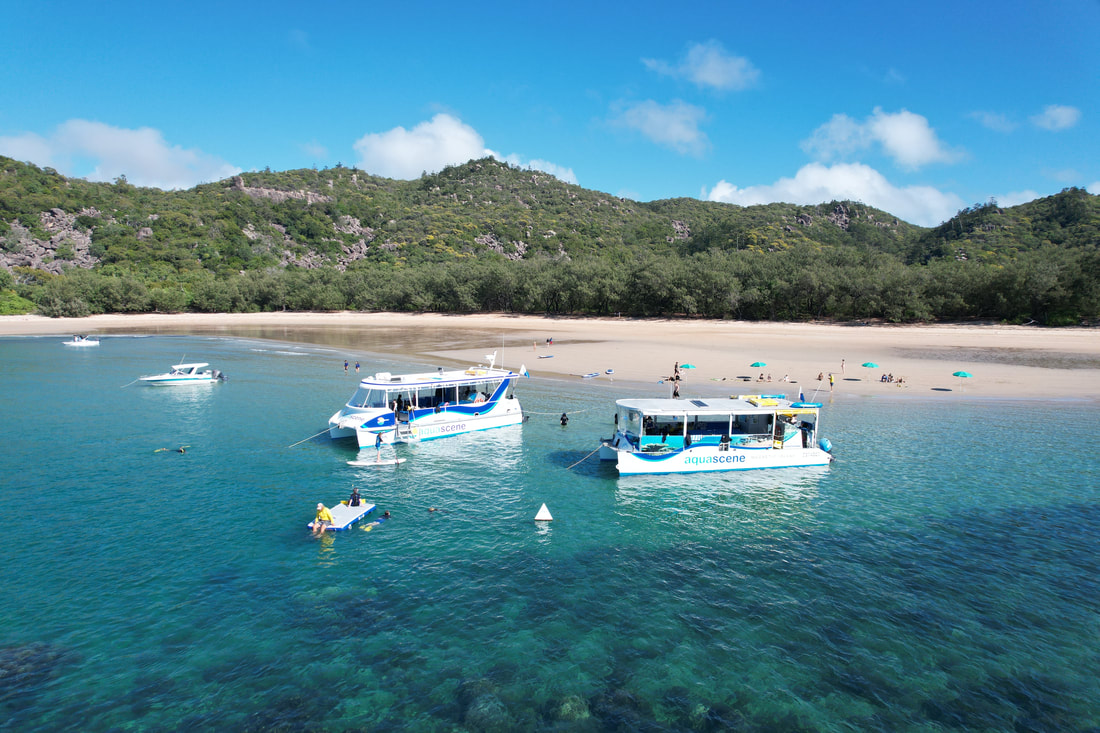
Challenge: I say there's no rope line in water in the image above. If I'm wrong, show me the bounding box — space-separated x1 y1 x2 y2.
525 407 598 416
566 445 602 470
287 427 333 448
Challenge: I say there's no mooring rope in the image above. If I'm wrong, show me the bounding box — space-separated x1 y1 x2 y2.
287 427 333 449
566 445 603 470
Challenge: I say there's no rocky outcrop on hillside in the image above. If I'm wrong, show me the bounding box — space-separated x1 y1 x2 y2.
788 203 901 231
0 208 100 274
475 233 528 260
229 175 333 205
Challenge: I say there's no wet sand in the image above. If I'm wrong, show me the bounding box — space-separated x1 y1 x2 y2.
3 312 1098 400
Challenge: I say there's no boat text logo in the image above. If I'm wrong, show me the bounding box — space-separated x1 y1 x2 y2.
684 454 746 465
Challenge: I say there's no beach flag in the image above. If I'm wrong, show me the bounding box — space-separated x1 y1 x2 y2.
799 390 805 402
521 364 530 378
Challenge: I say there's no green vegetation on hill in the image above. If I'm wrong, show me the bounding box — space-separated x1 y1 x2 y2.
1 155 1097 324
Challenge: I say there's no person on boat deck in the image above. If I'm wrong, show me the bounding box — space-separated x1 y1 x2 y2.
348 487 361 507
312 503 333 535
375 431 383 461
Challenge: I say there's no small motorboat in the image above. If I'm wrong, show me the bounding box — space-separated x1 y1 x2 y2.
139 362 227 386
63 335 99 347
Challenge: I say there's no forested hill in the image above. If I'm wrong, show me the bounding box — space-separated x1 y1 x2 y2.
0 155 1097 324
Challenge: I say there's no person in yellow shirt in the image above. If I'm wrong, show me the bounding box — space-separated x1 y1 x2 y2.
311 503 334 535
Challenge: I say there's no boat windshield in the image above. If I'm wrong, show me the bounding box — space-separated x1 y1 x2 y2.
348 387 389 409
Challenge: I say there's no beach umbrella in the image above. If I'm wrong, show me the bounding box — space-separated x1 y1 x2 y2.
861 361 879 368
750 361 767 368
680 363 696 369
953 370 973 391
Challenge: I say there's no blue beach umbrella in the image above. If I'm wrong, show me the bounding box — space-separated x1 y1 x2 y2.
680 363 696 369
953 370 973 391
862 361 879 368
750 361 767 368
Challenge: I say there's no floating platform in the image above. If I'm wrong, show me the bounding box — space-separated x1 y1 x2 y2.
347 457 407 467
312 502 376 531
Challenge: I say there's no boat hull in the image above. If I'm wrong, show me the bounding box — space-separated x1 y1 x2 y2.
348 400 524 447
139 375 219 386
611 443 833 475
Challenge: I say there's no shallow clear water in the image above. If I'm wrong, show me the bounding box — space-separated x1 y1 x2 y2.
2 334 1098 731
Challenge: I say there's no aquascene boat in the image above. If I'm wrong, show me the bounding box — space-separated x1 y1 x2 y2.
598 394 834 475
139 362 227 386
63 335 99 347
328 353 524 447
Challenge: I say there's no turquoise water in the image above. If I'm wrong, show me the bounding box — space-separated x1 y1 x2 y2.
2 334 1098 731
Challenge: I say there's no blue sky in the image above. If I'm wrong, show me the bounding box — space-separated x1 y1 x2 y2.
2 0 1096 226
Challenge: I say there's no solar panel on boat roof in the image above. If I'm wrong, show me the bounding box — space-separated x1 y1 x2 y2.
690 399 708 407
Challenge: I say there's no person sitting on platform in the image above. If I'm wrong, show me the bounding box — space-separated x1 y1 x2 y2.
311 503 333 535
348 487 361 507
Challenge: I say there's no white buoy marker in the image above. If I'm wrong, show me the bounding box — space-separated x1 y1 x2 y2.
534 503 553 521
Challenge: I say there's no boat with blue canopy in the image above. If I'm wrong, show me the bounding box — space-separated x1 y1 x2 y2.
598 394 833 475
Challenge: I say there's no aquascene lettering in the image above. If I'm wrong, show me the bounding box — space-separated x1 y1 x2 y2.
684 454 746 465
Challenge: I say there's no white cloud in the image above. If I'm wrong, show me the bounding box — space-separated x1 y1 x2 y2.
0 119 240 189
994 190 1041 208
968 110 1017 133
0 131 55 167
1030 104 1080 131
799 114 870 161
493 153 577 184
352 113 576 184
1087 181 1100 196
801 107 961 170
612 100 709 156
353 113 490 179
704 162 965 227
643 41 760 92
301 140 328 159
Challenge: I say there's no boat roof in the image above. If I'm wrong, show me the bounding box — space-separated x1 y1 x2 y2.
172 363 210 369
615 396 821 416
355 366 516 388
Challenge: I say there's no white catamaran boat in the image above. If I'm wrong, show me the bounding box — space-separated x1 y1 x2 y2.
599 394 833 475
328 353 524 447
139 362 227 386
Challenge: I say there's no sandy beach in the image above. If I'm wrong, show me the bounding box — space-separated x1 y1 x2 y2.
3 312 1098 400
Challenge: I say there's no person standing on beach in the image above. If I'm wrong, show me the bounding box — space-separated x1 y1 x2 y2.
355 361 360 373
841 359 845 374
344 360 348 374
829 373 835 391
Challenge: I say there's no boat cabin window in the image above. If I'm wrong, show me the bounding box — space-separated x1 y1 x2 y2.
619 409 643 437
693 416 733 436
349 387 389 409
